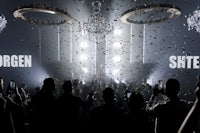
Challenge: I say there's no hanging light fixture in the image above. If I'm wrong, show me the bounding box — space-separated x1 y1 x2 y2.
121 4 181 24
0 14 7 33
80 1 113 36
13 4 72 25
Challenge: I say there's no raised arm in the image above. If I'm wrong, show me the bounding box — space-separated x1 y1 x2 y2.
178 82 200 133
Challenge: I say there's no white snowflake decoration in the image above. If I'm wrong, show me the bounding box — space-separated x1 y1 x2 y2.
187 7 200 33
0 15 7 33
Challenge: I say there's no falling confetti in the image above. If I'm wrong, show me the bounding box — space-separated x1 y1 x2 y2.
187 6 200 33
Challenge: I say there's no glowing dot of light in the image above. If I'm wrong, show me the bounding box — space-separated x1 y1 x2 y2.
113 42 121 48
113 69 120 75
113 56 121 62
114 29 122 35
81 67 88 73
80 41 88 48
80 54 88 61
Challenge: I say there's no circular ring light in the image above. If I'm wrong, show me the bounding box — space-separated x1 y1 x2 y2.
13 5 72 25
121 4 181 24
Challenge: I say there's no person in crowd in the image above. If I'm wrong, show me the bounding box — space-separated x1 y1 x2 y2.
6 95 26 133
18 84 29 103
148 78 191 133
178 76 200 133
0 77 16 133
2 79 26 133
123 91 154 133
0 96 16 133
6 80 16 96
30 77 58 133
57 80 93 133
88 87 124 133
147 84 166 109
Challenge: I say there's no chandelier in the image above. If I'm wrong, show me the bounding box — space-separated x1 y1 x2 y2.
0 15 7 33
187 6 200 34
81 1 113 36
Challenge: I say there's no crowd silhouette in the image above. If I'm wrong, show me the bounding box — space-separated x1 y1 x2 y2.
0 76 200 133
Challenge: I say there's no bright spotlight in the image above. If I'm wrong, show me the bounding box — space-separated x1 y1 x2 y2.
80 41 88 48
113 69 120 75
114 29 122 35
113 42 121 48
113 56 121 62
81 67 88 73
80 54 88 61
121 79 126 84
115 79 120 84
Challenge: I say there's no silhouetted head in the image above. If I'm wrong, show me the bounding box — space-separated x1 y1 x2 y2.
153 84 160 95
42 78 55 93
63 80 72 94
128 92 144 111
102 87 114 103
165 78 180 98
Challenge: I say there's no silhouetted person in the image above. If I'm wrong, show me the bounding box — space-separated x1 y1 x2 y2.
0 96 16 133
30 78 58 133
149 78 190 133
0 77 16 133
6 80 16 97
147 84 166 108
88 87 124 133
0 79 26 133
57 80 93 133
124 91 153 133
178 76 200 133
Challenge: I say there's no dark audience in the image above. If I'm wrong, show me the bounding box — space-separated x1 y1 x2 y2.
88 87 124 133
30 78 58 133
124 91 154 133
0 76 199 133
57 80 93 133
0 96 16 133
0 78 26 133
148 78 191 133
178 77 200 133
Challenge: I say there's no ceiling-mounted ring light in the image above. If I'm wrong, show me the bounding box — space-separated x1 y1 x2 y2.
121 4 181 24
13 5 72 25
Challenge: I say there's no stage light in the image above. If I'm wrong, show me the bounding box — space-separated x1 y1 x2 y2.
113 56 121 62
115 79 120 84
80 41 88 48
121 79 126 84
146 78 153 86
80 54 88 61
81 67 88 73
113 69 120 75
114 29 122 35
113 42 121 48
